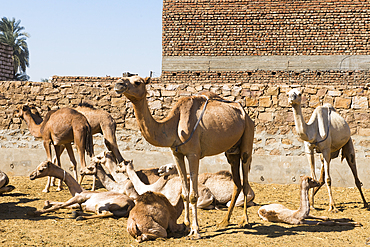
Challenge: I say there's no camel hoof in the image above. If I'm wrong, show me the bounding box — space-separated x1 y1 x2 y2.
42 189 49 193
56 187 62 192
76 216 85 221
43 201 52 209
186 231 201 240
216 219 229 229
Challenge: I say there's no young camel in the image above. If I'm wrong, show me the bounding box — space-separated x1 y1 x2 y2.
127 191 185 243
28 161 135 220
288 89 368 211
118 160 215 209
0 170 15 194
258 175 361 226
114 76 254 238
16 105 94 192
157 165 255 208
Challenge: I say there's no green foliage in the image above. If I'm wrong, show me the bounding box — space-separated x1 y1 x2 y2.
0 17 30 80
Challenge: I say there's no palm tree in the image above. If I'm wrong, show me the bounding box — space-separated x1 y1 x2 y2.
0 17 30 80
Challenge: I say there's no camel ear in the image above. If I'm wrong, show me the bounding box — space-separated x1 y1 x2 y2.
144 77 151 84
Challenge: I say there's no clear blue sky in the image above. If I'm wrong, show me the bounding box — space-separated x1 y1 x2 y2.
1 0 163 81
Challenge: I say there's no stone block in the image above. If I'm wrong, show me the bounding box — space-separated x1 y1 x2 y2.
259 96 272 107
351 96 368 109
258 112 273 122
334 97 351 109
245 97 258 107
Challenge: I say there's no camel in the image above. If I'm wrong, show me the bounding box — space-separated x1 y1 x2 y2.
288 89 368 211
0 170 15 194
114 76 254 238
28 161 135 220
127 191 185 243
91 150 177 185
119 159 215 210
16 105 94 193
157 165 255 208
258 175 361 226
75 103 124 163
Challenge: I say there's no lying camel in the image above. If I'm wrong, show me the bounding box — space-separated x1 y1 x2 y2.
157 164 255 208
119 160 215 209
28 161 134 220
0 170 15 194
84 151 179 199
91 151 177 185
16 105 94 192
127 191 185 243
258 175 361 226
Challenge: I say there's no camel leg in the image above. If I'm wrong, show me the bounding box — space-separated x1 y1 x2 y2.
218 152 242 228
321 149 337 212
186 153 201 239
103 131 124 163
342 139 368 208
64 143 78 181
239 150 252 228
311 162 325 209
42 140 53 193
54 145 64 191
172 152 190 230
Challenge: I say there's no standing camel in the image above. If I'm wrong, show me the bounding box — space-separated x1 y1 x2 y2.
16 105 94 192
288 89 368 211
114 76 255 239
258 175 361 226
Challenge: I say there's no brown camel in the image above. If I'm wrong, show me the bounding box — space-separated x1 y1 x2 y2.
258 175 361 226
16 105 94 192
75 103 124 163
28 161 134 220
114 76 255 238
0 170 15 194
127 191 185 243
288 89 368 211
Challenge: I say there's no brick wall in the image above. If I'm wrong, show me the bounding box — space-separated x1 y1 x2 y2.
0 43 13 80
161 0 370 84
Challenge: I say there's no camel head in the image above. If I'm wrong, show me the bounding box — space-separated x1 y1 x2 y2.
158 163 178 176
300 175 320 190
114 76 151 102
287 89 302 106
29 161 54 180
116 159 134 174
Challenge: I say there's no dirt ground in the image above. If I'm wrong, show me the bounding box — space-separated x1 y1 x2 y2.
1 176 369 247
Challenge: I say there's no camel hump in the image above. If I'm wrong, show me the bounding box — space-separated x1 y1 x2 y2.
215 170 233 178
78 102 95 109
198 91 223 100
137 191 165 204
322 103 336 111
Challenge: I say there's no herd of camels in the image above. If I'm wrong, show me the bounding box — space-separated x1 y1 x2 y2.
1 76 368 242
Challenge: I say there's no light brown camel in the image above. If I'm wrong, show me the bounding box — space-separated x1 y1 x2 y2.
28 161 134 220
288 89 368 211
258 175 361 226
0 170 15 194
75 103 124 163
127 191 185 243
114 76 254 238
16 105 94 192
157 165 255 208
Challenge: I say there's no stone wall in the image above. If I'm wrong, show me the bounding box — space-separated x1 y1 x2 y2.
0 43 13 80
2 78 370 158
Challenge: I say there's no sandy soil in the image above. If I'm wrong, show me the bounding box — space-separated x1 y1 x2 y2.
1 176 369 246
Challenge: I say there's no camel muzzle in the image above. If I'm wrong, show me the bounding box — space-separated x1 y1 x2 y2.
114 81 128 95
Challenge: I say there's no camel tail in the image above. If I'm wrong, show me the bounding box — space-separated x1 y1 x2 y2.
85 126 94 157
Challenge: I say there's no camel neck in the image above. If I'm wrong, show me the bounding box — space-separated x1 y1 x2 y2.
22 112 43 138
291 104 311 142
296 183 310 218
50 166 84 196
125 163 148 195
132 97 176 147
